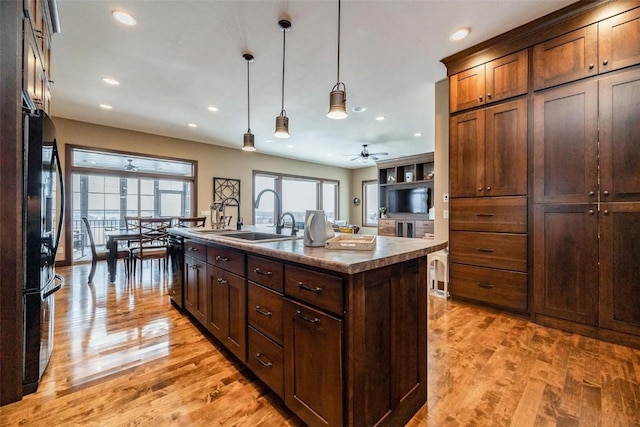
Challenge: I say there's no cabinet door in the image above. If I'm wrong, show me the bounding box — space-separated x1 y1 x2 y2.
226 270 247 362
207 265 228 342
599 202 640 336
485 99 527 196
184 257 207 325
397 220 415 238
533 24 598 90
485 50 528 103
599 69 640 202
533 81 598 204
450 64 485 112
599 8 640 74
377 219 396 236
533 204 598 325
450 110 485 197
284 299 343 427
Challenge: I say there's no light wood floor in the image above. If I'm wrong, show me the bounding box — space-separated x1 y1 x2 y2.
1 262 639 426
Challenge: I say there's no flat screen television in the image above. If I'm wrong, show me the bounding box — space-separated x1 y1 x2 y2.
388 186 431 214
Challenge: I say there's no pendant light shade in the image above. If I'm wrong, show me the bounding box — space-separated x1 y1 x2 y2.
274 19 291 138
327 0 347 120
242 53 256 152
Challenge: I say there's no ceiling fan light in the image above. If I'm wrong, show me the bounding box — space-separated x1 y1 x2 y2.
274 114 290 138
327 88 347 119
242 132 256 151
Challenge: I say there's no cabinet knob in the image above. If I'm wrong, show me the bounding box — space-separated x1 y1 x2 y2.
478 95 483 102
589 191 595 196
589 63 594 70
487 93 492 99
486 186 491 191
603 210 610 215
603 59 609 66
478 187 483 191
588 209 595 215
603 190 609 196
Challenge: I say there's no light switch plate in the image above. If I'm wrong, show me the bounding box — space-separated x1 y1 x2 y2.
443 210 449 219
443 193 449 202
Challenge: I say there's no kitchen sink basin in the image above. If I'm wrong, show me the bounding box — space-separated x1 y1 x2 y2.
219 231 300 242
190 229 232 234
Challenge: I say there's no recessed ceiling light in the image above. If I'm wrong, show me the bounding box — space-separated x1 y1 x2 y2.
287 144 294 149
112 10 136 26
414 132 422 137
188 123 197 128
265 139 275 144
352 106 366 113
99 104 112 110
375 115 386 121
207 106 218 112
327 153 333 157
102 77 120 85
450 27 470 41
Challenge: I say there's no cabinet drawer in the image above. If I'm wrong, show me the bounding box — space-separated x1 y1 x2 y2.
415 220 434 237
450 263 527 311
378 219 396 236
248 327 284 399
247 255 283 292
285 265 343 315
450 196 527 233
184 240 207 262
248 282 283 345
207 245 245 276
450 231 527 272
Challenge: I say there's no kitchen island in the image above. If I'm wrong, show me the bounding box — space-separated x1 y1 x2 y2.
169 228 447 427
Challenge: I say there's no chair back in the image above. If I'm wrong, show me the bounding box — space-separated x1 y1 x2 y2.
138 217 171 246
175 216 206 228
124 216 141 231
81 217 98 259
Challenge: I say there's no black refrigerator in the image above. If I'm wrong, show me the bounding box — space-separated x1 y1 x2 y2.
23 109 65 395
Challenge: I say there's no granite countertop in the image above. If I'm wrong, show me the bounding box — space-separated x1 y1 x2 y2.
169 227 447 275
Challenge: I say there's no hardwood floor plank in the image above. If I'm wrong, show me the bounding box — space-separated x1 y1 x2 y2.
1 262 640 426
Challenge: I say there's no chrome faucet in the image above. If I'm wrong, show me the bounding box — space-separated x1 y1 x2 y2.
279 212 298 236
220 197 243 230
254 189 283 234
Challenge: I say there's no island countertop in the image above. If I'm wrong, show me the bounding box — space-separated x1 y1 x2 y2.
169 228 447 275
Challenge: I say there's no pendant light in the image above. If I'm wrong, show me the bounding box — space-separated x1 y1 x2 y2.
327 0 347 119
242 53 256 152
274 19 291 138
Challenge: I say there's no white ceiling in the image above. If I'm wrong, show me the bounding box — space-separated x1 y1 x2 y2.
51 0 575 169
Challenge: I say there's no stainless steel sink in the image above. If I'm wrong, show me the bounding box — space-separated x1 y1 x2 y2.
219 231 300 242
190 228 233 234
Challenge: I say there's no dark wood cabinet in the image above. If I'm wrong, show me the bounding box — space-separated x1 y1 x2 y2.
283 298 343 427
451 98 527 198
533 204 599 325
184 256 207 325
450 50 528 113
598 8 640 74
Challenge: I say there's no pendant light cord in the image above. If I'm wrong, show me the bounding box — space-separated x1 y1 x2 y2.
281 27 286 114
247 59 251 132
336 0 341 85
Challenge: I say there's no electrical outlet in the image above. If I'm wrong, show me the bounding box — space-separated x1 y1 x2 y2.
443 193 449 202
443 209 449 219
202 210 211 216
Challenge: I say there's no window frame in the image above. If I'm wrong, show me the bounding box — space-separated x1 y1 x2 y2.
362 179 379 227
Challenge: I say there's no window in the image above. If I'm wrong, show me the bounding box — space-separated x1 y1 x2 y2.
363 180 379 226
253 171 339 226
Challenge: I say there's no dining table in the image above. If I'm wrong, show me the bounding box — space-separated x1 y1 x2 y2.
105 230 140 282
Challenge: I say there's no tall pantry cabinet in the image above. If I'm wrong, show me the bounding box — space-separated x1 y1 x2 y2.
443 1 640 348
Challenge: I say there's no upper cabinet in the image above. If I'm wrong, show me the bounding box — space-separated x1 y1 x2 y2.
533 7 640 91
450 98 527 198
23 0 55 113
450 50 528 113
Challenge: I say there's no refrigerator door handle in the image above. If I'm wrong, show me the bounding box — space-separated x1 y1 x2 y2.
51 140 65 256
42 274 64 299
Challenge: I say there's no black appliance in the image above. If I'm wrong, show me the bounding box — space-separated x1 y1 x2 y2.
168 234 184 308
23 110 65 395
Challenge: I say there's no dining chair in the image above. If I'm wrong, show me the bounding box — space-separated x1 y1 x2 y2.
82 217 130 283
130 217 172 276
175 216 206 228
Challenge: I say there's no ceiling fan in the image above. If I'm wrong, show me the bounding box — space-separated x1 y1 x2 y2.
124 159 138 172
345 144 389 162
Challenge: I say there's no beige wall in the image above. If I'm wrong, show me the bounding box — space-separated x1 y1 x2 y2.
434 78 449 243
54 118 353 258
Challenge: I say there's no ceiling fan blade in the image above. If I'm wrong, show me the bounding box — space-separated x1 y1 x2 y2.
369 152 389 156
350 156 361 161
370 156 379 161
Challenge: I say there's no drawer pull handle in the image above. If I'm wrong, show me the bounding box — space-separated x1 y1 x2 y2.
255 353 273 368
476 213 494 217
476 282 494 289
475 248 494 253
215 255 229 262
295 310 320 324
255 305 272 317
297 282 322 293
254 268 272 276
216 277 227 285
187 246 199 252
